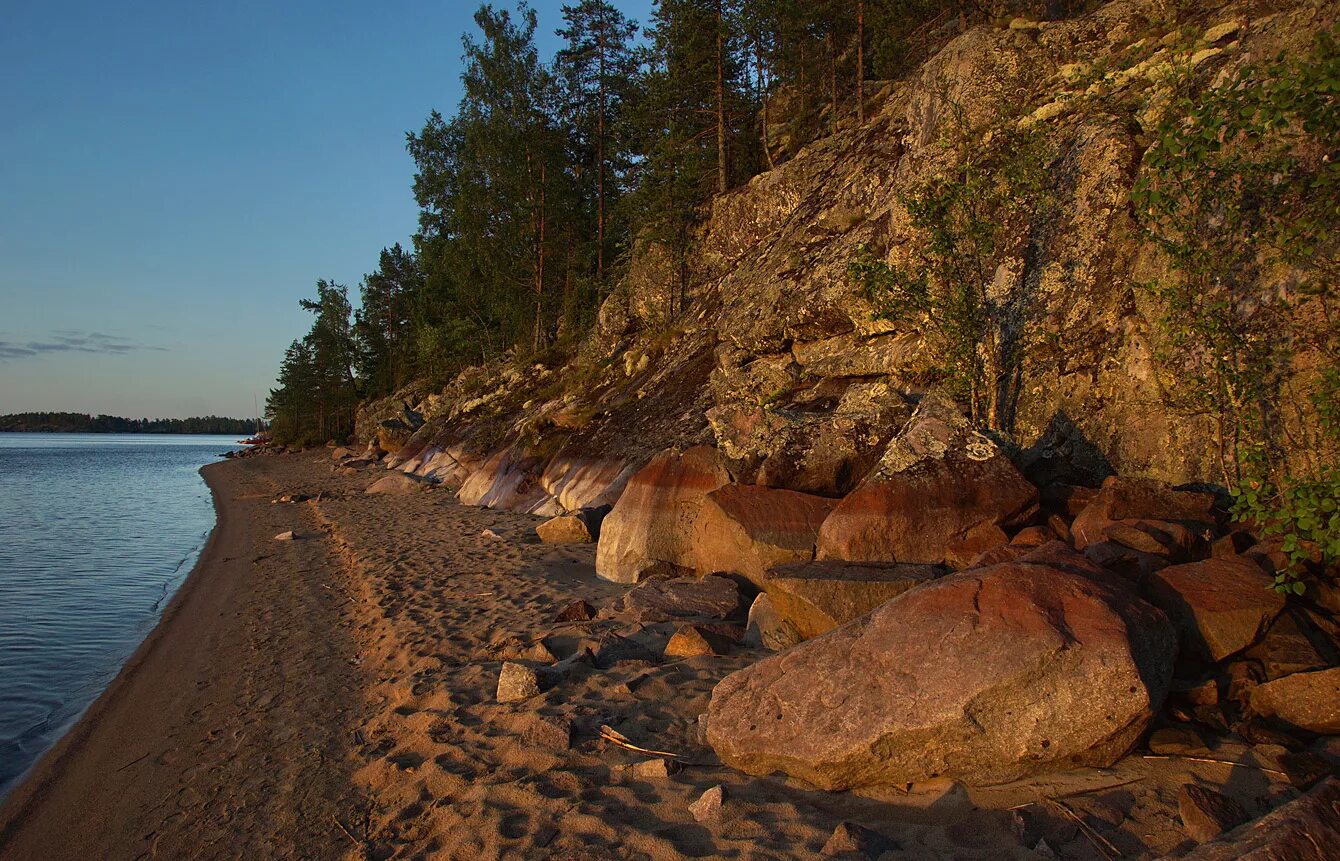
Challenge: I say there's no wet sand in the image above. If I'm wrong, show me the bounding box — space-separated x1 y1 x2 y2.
0 452 1305 860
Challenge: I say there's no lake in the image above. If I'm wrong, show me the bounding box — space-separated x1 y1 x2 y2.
0 433 241 798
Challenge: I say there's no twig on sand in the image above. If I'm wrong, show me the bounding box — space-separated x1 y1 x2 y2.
599 725 680 759
1141 754 1288 777
116 751 153 772
1046 798 1119 860
1007 776 1143 810
331 814 361 846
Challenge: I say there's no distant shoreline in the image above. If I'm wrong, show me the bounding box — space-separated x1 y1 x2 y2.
0 412 257 435
0 429 251 435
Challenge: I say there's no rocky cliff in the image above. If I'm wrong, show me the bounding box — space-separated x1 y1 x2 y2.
362 0 1337 519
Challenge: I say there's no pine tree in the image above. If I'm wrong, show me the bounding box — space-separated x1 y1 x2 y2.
354 243 423 397
555 1 639 287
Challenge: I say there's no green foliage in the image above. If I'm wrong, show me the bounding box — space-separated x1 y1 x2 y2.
1132 28 1340 591
848 120 1055 429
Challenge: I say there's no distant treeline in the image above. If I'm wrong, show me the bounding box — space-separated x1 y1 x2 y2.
0 412 258 435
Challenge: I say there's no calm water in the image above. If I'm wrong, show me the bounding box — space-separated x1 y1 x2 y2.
0 433 241 798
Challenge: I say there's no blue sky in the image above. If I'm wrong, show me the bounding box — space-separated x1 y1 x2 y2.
0 0 653 419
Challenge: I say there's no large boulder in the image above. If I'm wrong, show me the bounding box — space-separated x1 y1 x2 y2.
816 393 1038 566
365 473 421 495
690 485 837 586
1071 477 1216 549
1146 557 1286 661
706 561 1176 789
1175 777 1340 860
540 454 641 512
535 505 610 545
764 560 944 640
595 447 731 583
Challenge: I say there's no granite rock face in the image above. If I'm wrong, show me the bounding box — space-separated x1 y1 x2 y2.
706 560 1176 789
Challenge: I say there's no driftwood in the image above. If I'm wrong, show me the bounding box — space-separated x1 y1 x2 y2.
598 725 680 759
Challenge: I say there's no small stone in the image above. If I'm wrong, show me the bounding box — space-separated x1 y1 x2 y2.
553 600 596 623
1174 678 1220 707
822 821 896 857
689 785 724 822
1149 726 1210 755
526 641 558 663
631 758 674 779
1178 783 1248 843
536 514 594 544
522 714 571 750
497 662 542 703
365 473 421 495
664 625 733 658
1010 525 1056 548
274 530 296 541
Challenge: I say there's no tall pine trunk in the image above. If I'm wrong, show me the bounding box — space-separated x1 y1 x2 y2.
715 0 727 195
533 162 547 352
596 10 607 285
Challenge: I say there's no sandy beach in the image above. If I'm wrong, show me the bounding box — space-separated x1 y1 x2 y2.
0 452 1316 860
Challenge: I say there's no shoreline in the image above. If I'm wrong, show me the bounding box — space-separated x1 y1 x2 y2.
0 455 366 860
0 461 236 845
0 451 1311 860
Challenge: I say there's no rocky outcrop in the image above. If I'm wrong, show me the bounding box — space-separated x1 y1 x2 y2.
690 484 836 586
707 559 1176 789
595 447 731 583
1146 557 1286 661
816 394 1038 566
764 560 944 640
457 448 553 515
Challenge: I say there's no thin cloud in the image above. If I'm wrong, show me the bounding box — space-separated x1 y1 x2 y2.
0 330 167 361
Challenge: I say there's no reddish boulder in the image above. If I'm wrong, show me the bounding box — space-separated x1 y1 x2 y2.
690 484 836 586
595 447 731 583
1071 476 1216 549
816 394 1037 565
764 560 944 640
1176 777 1340 860
365 473 421 495
707 561 1176 789
1249 667 1340 734
1146 557 1286 661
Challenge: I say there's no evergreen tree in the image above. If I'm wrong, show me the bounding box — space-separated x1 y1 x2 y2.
555 1 640 287
354 243 423 397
